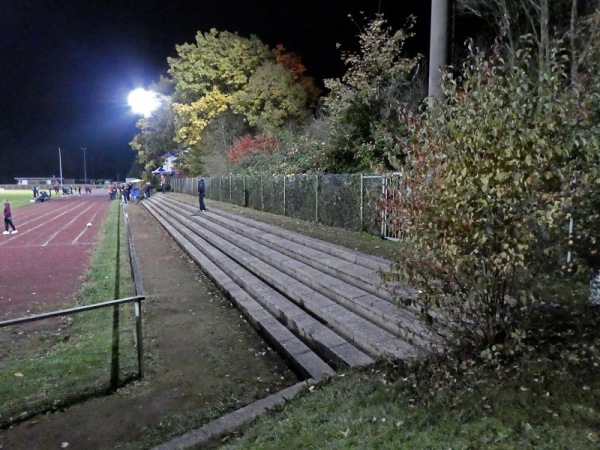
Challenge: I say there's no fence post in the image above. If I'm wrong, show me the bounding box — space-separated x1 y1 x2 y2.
381 175 386 238
261 177 264 211
283 176 286 216
360 174 364 229
315 174 319 223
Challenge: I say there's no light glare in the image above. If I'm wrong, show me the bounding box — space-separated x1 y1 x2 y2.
128 88 160 117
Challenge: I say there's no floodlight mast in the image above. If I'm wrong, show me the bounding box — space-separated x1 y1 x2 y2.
428 0 448 104
59 147 64 195
82 147 87 184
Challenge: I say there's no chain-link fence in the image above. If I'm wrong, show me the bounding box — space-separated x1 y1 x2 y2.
172 173 389 234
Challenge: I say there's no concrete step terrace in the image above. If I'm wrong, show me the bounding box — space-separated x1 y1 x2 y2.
140 194 443 379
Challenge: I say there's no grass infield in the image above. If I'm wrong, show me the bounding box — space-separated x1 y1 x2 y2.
0 190 35 209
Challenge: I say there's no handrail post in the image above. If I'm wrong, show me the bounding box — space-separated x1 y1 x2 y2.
135 299 143 378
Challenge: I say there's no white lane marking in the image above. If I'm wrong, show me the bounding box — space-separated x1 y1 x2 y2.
41 204 96 247
0 202 103 247
71 209 103 244
0 242 98 249
13 201 85 227
2 203 93 246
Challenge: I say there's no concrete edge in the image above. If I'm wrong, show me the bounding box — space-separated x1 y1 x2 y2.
152 380 312 450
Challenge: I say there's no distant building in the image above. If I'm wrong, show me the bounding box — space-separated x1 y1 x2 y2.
13 178 110 190
163 150 178 173
14 177 75 186
152 150 178 175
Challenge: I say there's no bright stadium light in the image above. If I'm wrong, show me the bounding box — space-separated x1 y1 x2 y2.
128 88 160 117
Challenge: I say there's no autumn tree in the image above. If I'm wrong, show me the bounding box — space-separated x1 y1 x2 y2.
167 29 269 154
165 29 318 174
273 44 321 109
192 110 250 175
452 1 600 304
227 133 283 167
129 77 176 172
168 29 270 102
233 61 310 135
456 0 599 80
322 14 424 173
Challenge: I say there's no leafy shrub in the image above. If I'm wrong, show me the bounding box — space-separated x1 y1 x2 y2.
227 134 283 166
383 37 600 351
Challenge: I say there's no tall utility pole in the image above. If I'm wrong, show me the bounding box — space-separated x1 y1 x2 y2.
428 0 449 103
82 147 87 184
59 147 64 195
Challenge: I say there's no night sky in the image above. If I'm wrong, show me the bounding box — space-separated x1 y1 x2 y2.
0 1 430 184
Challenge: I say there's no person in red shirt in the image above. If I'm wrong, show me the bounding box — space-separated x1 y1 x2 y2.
3 199 17 235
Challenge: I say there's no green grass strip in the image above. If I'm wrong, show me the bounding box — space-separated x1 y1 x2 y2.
225 353 600 450
0 200 136 427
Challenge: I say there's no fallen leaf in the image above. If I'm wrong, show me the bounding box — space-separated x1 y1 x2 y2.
14 372 24 377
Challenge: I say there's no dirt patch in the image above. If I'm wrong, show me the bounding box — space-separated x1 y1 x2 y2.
0 201 298 450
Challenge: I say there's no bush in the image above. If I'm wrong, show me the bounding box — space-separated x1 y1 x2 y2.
227 133 283 167
383 37 600 351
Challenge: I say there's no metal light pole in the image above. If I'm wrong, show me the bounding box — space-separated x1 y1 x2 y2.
82 147 87 184
428 0 449 104
59 147 64 195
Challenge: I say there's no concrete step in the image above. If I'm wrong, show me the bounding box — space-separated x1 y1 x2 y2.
141 195 442 371
140 201 337 381
152 196 443 352
167 198 390 296
167 197 420 308
145 201 375 368
146 197 426 360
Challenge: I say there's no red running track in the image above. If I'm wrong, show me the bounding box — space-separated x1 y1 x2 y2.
0 191 112 319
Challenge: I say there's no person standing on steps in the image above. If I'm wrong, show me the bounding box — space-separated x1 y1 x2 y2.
3 199 17 234
198 176 207 211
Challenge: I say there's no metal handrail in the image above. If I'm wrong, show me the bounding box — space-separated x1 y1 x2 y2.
0 295 145 380
0 296 144 327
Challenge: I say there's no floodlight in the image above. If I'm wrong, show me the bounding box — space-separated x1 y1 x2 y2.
128 88 160 117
